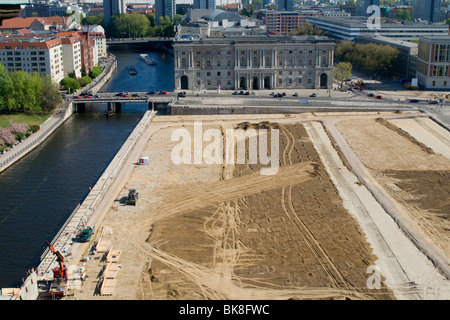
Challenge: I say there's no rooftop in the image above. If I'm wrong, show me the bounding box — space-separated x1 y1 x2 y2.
308 16 448 29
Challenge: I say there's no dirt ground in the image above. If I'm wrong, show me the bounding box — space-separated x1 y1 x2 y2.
335 117 450 260
68 111 450 300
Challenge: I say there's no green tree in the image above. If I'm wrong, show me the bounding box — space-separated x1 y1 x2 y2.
10 71 42 112
335 41 399 76
290 22 327 36
112 12 150 38
78 76 92 87
0 64 14 112
61 77 81 92
81 13 104 27
90 66 102 78
40 75 61 112
334 62 353 89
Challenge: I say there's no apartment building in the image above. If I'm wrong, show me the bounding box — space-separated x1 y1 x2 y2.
174 34 335 91
60 36 82 78
416 36 450 89
0 37 65 83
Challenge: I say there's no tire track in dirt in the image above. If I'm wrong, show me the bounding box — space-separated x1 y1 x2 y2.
279 127 353 292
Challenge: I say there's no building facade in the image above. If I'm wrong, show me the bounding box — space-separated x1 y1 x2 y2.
193 0 216 11
103 0 126 25
277 0 293 12
0 37 65 83
412 0 441 23
257 10 322 35
155 0 175 23
355 0 380 17
307 16 449 41
416 36 450 90
173 35 335 91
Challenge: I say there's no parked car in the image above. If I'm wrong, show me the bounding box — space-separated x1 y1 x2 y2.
244 91 250 95
292 93 299 97
409 99 420 103
429 100 439 104
177 91 186 97
94 94 100 98
232 91 239 95
376 95 383 99
131 93 140 99
120 93 129 98
159 91 168 95
368 93 375 98
73 96 81 99
239 91 244 95
80 226 95 242
309 93 317 98
274 93 283 98
147 91 156 95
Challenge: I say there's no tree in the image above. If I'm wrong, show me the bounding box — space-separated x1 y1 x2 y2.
112 12 150 38
10 71 42 112
334 62 352 89
61 77 81 92
0 64 14 112
90 66 102 78
335 41 399 77
290 22 327 36
40 75 61 112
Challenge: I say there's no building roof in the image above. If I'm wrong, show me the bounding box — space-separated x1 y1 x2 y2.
0 16 71 30
208 10 241 22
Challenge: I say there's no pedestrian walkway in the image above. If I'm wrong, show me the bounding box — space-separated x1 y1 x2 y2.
0 108 67 173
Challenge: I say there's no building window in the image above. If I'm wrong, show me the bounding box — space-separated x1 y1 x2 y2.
217 72 221 77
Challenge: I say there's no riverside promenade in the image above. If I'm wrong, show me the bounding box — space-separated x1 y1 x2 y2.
0 55 117 174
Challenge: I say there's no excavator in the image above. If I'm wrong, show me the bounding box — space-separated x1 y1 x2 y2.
44 240 67 281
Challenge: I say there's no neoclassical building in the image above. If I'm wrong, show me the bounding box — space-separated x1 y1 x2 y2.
173 34 335 91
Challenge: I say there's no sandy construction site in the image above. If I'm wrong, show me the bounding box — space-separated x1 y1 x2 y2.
69 110 450 300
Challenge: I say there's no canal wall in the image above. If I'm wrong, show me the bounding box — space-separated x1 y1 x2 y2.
0 56 117 174
36 110 155 285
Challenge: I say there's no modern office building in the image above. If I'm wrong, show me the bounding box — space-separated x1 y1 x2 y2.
155 0 175 22
193 0 216 11
103 0 126 25
257 9 322 35
412 0 441 23
277 0 293 12
355 0 380 17
416 36 450 89
173 34 335 91
307 16 449 41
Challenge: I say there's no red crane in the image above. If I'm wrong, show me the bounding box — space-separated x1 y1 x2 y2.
45 241 67 280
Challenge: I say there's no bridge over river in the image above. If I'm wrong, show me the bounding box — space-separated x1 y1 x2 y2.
71 92 175 113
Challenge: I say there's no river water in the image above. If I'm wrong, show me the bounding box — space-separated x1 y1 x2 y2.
0 49 173 288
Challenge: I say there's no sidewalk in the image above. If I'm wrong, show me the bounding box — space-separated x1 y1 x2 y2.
0 108 67 173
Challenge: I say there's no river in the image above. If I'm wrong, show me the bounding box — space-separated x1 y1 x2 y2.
0 49 173 288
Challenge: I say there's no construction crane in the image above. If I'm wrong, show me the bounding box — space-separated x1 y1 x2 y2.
44 240 67 281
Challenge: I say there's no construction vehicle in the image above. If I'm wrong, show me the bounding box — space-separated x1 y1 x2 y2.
44 240 67 281
125 188 138 205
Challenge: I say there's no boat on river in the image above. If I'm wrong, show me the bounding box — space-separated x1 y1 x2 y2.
140 54 157 65
128 66 137 75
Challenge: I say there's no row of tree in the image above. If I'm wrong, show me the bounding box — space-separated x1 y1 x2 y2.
60 66 102 92
334 40 399 77
82 13 178 38
0 64 61 113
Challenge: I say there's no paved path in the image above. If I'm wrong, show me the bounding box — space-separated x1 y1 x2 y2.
0 110 66 173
